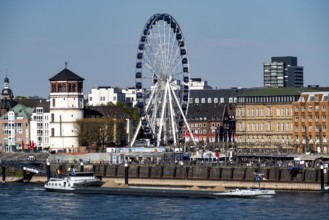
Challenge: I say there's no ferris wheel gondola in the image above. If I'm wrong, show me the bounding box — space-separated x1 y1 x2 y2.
130 13 195 147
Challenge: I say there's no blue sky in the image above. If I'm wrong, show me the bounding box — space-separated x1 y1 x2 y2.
0 0 328 98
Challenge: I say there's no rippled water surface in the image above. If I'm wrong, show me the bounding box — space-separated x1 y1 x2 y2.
1 183 328 220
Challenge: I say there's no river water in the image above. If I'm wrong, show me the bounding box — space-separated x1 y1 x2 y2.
0 183 328 220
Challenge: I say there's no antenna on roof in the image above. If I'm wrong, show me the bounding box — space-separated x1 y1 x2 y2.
65 62 68 68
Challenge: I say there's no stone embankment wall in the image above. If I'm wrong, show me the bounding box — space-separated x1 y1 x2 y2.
1 163 326 190
45 163 327 190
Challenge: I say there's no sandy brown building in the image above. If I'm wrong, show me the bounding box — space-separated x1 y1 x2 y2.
236 88 311 153
292 92 329 153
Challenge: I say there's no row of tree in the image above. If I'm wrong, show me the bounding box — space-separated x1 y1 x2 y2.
74 102 142 151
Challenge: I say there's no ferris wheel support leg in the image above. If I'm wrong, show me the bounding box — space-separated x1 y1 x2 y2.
169 85 196 145
168 83 177 146
157 81 169 147
130 120 142 147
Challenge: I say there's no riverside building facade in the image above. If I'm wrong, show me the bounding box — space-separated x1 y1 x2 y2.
235 88 309 153
292 92 329 153
0 104 33 152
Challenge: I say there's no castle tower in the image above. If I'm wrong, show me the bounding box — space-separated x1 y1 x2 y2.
0 76 17 115
48 64 84 152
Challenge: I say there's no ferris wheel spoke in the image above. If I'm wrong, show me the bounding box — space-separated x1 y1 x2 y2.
169 58 183 77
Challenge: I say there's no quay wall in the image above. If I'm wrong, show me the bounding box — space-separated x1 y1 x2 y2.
1 164 327 191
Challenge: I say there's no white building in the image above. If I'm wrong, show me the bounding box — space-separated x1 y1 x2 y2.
30 103 50 150
121 87 137 107
189 78 212 90
87 86 126 106
48 66 84 152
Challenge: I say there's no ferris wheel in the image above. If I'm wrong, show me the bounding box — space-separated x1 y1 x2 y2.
130 13 195 147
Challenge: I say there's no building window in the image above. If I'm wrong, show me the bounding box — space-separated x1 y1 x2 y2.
214 98 218 103
51 114 54 122
308 106 312 112
52 99 55 107
208 98 212 103
51 128 54 137
323 115 327 121
195 98 199 103
282 108 284 116
268 122 272 131
316 125 320 132
201 98 205 103
315 115 319 121
322 105 327 111
286 108 290 116
51 84 56 92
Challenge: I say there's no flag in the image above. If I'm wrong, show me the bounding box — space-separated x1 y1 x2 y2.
194 134 199 142
30 140 34 150
185 131 190 142
22 141 25 150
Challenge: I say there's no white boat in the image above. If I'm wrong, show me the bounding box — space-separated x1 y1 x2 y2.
213 188 276 198
44 171 101 191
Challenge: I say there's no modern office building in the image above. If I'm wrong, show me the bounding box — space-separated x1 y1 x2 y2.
264 56 303 88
